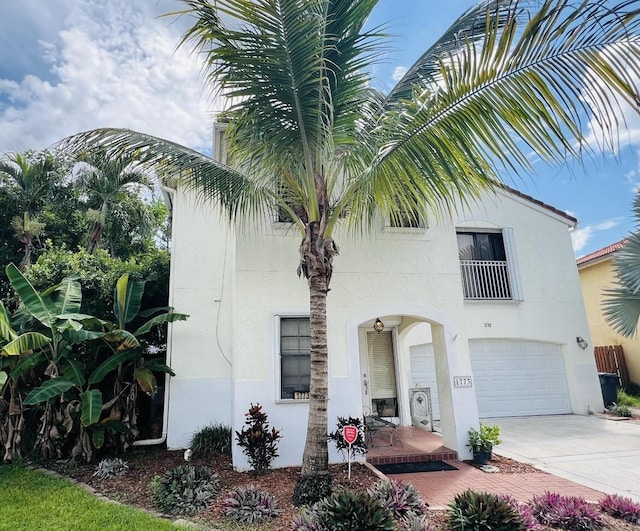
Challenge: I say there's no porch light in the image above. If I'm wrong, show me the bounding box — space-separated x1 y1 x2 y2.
373 318 384 333
576 336 589 350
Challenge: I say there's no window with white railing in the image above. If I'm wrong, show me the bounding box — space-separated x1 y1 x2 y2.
457 231 520 300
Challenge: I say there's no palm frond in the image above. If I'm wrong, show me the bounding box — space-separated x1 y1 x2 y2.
603 285 640 338
58 128 275 224
344 0 640 230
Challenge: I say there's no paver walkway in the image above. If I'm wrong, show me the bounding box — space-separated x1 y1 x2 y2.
366 425 606 508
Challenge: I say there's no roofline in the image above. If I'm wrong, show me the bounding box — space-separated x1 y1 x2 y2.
576 238 627 267
496 183 578 226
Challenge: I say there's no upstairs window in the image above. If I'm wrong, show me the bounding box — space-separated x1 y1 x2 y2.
389 209 426 229
457 231 513 300
280 317 311 400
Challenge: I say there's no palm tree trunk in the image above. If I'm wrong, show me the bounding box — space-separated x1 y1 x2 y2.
300 273 330 477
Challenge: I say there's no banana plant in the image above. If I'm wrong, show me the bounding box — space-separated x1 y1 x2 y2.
0 265 188 462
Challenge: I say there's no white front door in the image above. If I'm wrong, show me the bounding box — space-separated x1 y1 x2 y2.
365 331 399 419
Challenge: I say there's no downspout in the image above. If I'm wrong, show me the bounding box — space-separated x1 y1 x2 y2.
133 184 176 447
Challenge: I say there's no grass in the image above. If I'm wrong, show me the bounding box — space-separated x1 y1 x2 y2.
0 465 186 531
617 389 640 408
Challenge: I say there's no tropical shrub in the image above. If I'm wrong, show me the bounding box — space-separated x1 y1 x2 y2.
368 478 428 521
447 489 525 530
189 422 232 458
401 513 437 531
292 489 395 531
0 266 187 463
222 484 281 524
93 457 129 479
235 403 281 474
327 415 367 460
598 493 640 523
529 492 603 530
608 402 632 417
150 464 219 516
467 423 501 453
498 494 541 531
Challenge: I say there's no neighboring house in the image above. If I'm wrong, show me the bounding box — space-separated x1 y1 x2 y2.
577 240 640 385
158 131 603 471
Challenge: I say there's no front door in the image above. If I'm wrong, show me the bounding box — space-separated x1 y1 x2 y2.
364 331 399 418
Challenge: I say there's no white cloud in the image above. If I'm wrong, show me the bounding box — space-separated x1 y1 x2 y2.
571 217 622 252
392 66 408 82
0 0 214 154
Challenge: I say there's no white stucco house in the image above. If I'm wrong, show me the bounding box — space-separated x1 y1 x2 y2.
157 129 604 470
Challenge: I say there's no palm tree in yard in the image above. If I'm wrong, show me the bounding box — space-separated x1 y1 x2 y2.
604 191 640 337
0 152 59 269
60 0 640 503
77 151 152 255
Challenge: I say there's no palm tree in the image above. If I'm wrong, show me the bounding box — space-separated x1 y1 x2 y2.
60 0 640 502
604 191 640 337
0 152 59 268
76 151 152 255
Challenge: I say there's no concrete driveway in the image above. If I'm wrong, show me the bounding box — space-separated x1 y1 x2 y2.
488 414 640 502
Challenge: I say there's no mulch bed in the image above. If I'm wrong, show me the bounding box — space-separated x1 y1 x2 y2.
46 448 640 530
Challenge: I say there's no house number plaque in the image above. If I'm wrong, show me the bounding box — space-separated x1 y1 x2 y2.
453 376 473 388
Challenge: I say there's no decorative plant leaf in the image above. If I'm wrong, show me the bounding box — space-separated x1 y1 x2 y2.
62 359 86 386
134 367 157 396
88 350 137 385
51 277 82 316
66 329 106 344
144 361 175 377
92 428 105 449
11 351 47 379
24 378 75 405
1 332 51 357
80 389 102 426
134 312 189 336
0 301 17 342
5 263 56 327
113 273 145 328
102 329 139 351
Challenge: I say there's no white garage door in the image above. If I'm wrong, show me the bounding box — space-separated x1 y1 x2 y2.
409 340 571 419
470 340 571 417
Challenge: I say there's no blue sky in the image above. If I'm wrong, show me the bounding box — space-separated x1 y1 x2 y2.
0 0 638 257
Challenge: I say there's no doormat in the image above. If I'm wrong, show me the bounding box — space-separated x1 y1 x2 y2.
374 460 458 474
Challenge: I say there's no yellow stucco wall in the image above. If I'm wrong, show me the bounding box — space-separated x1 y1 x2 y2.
578 258 640 385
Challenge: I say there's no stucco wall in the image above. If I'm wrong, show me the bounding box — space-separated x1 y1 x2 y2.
164 183 603 467
579 258 640 384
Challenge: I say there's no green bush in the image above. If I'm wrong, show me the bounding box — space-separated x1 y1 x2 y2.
293 489 396 531
447 489 526 530
93 457 129 479
189 422 232 458
223 484 281 524
328 415 367 460
617 389 640 408
609 402 632 417
150 465 219 516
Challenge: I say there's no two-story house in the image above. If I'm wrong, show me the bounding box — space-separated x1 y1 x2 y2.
156 130 604 470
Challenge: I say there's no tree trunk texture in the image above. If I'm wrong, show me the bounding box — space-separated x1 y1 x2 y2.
298 221 338 478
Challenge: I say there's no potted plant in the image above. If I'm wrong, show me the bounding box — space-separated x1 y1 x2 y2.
467 423 501 465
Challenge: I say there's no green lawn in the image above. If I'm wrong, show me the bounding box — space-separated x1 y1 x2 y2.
0 465 186 531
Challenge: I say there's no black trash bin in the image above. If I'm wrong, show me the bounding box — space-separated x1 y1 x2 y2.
598 372 619 407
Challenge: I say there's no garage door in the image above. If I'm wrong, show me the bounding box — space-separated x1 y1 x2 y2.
409 340 571 419
470 340 571 417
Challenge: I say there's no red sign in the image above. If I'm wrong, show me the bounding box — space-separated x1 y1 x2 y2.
342 425 358 445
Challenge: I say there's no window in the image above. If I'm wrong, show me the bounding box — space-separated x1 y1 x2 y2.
457 231 514 300
389 209 426 229
280 317 311 399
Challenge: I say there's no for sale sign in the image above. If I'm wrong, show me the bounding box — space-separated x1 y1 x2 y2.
342 425 358 445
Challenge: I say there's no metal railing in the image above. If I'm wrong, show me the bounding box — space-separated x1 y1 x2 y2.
459 260 512 300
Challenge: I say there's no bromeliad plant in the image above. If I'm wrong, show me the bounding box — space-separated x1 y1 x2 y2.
0 264 187 462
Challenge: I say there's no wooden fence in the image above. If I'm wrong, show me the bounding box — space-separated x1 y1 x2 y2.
593 345 630 388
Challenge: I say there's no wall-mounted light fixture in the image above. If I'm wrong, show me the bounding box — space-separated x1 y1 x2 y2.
373 318 384 333
576 336 589 350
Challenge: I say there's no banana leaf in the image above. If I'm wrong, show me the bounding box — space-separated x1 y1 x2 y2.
144 360 175 377
134 367 157 396
134 311 189 336
114 274 145 328
1 332 51 356
88 350 137 385
24 378 75 405
5 263 56 328
11 351 47 379
0 301 17 342
62 358 86 386
80 389 102 427
102 329 139 351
